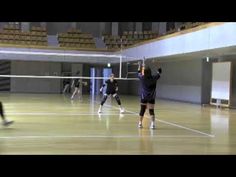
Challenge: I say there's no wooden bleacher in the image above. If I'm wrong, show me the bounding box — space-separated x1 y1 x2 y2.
57 29 96 49
103 30 158 50
0 24 48 46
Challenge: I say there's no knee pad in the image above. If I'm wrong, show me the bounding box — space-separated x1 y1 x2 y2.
114 95 121 105
149 109 155 116
101 95 108 105
139 104 146 116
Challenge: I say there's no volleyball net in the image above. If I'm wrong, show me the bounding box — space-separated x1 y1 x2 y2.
0 50 147 94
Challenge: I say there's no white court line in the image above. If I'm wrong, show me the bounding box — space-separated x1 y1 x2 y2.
99 101 215 138
124 110 139 115
0 135 212 140
157 119 215 138
6 112 135 116
125 109 215 138
4 100 215 138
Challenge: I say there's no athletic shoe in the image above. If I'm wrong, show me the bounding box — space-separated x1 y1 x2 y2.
98 106 102 114
150 122 156 129
138 123 143 128
2 120 14 127
120 108 125 113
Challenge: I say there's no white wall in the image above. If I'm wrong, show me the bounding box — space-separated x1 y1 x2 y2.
119 23 236 60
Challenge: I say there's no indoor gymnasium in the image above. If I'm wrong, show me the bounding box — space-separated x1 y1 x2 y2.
0 22 235 154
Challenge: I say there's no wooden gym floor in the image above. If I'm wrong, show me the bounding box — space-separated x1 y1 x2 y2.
0 93 235 154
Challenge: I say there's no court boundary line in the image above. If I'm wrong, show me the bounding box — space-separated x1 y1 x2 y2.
0 135 213 139
99 101 215 138
1 98 215 139
6 112 135 116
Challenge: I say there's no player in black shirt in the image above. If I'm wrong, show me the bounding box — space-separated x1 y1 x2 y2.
71 71 87 99
62 74 71 94
138 64 162 129
98 73 125 114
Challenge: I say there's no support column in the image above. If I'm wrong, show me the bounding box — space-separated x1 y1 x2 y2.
152 22 159 33
158 22 167 35
21 22 30 32
135 22 142 32
112 22 119 36
99 22 106 37
40 22 47 28
71 22 76 29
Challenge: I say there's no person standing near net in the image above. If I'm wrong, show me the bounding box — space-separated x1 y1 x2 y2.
98 73 125 114
0 101 14 126
71 71 87 100
62 74 71 94
137 63 162 129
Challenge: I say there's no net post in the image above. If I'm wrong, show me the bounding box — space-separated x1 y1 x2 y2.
119 55 122 79
119 38 123 79
142 57 145 75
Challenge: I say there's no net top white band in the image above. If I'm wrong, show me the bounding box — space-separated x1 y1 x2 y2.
0 74 139 80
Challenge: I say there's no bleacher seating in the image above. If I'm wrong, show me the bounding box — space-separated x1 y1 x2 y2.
0 22 207 50
57 29 96 49
103 30 158 49
0 24 48 46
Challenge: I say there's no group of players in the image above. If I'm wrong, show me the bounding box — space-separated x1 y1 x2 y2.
1 63 162 129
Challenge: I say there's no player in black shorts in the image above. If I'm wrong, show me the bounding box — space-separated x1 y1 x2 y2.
0 101 14 126
137 64 162 129
98 73 125 114
71 71 87 99
62 74 71 94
